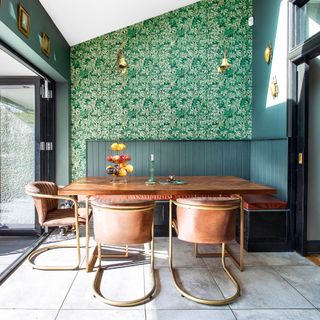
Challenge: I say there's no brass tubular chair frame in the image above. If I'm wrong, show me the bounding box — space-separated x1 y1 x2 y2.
85 199 150 272
194 243 240 269
169 199 241 306
26 191 81 270
193 195 244 272
92 204 157 307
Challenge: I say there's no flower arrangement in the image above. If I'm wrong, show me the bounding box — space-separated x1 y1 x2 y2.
106 142 134 182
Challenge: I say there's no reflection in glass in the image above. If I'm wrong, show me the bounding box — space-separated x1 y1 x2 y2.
307 55 320 241
296 0 320 45
0 85 35 229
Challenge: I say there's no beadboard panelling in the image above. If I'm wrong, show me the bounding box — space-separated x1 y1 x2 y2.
250 139 288 201
86 140 251 179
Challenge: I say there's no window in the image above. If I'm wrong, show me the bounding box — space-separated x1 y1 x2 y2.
295 0 320 46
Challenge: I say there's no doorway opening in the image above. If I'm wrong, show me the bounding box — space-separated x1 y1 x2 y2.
289 0 320 255
0 43 55 283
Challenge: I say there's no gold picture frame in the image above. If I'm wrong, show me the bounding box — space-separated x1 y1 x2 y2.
41 32 51 57
17 4 30 38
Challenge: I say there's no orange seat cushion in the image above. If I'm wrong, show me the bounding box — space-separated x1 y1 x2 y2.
43 208 87 227
90 196 154 208
176 197 240 207
243 194 287 210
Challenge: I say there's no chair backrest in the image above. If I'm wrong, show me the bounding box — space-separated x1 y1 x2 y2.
25 181 58 226
175 197 240 244
91 196 154 245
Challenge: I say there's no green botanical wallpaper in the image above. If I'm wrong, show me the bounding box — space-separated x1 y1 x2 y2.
71 0 252 179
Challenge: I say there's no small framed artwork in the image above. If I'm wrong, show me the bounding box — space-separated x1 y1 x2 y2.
17 4 30 37
41 32 51 57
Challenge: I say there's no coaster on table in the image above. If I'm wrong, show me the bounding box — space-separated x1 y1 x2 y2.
159 180 187 185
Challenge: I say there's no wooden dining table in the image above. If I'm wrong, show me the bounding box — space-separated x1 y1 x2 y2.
58 176 277 272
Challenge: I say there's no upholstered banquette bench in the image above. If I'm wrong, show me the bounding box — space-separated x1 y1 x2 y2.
236 194 289 252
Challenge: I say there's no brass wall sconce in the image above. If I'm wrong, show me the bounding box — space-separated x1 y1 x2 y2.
270 76 279 98
117 41 128 75
264 43 272 64
217 47 231 73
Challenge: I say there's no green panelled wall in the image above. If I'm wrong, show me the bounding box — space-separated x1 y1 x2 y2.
71 0 253 179
87 139 288 200
87 140 251 179
250 139 288 200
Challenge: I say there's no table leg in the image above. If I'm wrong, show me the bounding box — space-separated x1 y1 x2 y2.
239 195 244 271
168 200 173 270
85 195 90 272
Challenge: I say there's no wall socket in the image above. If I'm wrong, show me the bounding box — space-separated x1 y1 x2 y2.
248 16 254 26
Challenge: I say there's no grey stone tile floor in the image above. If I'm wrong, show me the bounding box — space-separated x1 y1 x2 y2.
0 233 319 320
0 236 38 273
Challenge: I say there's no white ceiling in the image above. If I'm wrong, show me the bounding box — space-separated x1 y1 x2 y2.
0 86 35 111
0 49 36 76
39 0 201 46
0 49 36 111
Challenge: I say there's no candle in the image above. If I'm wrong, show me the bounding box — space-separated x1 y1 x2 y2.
151 154 154 161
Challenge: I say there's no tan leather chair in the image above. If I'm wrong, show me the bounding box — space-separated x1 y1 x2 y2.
25 181 88 270
90 197 156 307
169 197 241 305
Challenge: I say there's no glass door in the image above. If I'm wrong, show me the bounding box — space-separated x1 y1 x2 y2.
306 55 320 245
0 82 39 232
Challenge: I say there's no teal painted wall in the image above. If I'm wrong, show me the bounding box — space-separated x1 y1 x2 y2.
55 82 70 185
250 139 288 200
71 0 253 179
252 0 287 139
0 0 70 185
0 0 69 81
251 0 288 201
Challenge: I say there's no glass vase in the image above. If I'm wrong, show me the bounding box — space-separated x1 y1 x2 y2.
111 175 127 184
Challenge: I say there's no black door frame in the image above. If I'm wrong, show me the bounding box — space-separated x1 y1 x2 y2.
288 0 320 254
0 77 42 234
0 43 56 236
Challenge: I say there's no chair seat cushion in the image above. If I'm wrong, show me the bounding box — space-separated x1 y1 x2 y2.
176 197 240 207
43 208 87 227
243 194 287 210
90 196 154 209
